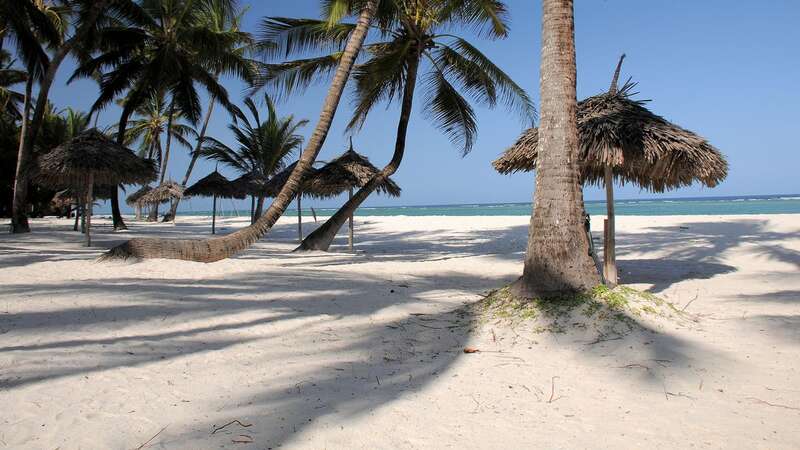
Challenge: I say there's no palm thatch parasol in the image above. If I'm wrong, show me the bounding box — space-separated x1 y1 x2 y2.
300 138 401 250
126 185 153 220
492 55 727 284
184 170 244 234
35 129 156 246
260 161 319 238
137 181 185 224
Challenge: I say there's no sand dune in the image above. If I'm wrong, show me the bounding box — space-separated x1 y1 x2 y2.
1 214 799 449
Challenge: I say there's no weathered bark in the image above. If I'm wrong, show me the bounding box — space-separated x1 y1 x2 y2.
10 1 109 233
102 1 376 261
110 187 126 229
171 96 216 218
510 0 600 299
296 51 421 252
10 75 33 233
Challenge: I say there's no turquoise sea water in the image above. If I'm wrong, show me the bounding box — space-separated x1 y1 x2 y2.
190 194 800 217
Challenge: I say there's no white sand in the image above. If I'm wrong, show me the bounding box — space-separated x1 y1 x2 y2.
1 213 799 449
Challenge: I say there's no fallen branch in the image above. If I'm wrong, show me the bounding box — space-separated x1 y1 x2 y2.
747 397 800 411
211 420 253 435
135 425 168 450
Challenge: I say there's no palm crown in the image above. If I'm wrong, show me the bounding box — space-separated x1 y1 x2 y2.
259 0 535 154
201 94 308 184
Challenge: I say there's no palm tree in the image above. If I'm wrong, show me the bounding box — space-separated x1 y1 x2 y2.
123 92 196 220
103 0 377 261
511 0 600 299
201 94 307 220
0 51 26 119
8 0 143 233
73 0 246 229
264 0 534 251
170 0 260 219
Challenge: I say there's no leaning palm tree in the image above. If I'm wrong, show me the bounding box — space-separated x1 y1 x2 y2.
512 0 600 299
102 0 377 261
266 0 535 251
171 0 261 218
201 94 307 221
72 0 245 229
9 0 145 233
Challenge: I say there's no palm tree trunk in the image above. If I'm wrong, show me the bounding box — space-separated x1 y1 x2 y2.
112 103 140 230
101 1 376 262
74 203 81 231
160 103 176 184
171 96 216 218
10 1 109 233
254 195 265 221
297 52 421 252
511 0 600 299
10 75 33 233
250 196 255 224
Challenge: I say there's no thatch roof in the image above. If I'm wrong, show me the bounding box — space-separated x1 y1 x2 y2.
184 170 245 199
261 162 319 198
492 84 728 192
136 181 184 206
302 148 401 199
35 129 157 187
126 185 153 206
230 172 267 197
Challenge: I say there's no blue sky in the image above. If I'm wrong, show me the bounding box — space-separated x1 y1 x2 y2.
47 1 800 212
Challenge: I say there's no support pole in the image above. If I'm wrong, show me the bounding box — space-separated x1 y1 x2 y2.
73 203 80 231
250 195 255 224
85 175 93 247
212 194 217 234
348 187 354 252
297 195 302 242
603 166 617 286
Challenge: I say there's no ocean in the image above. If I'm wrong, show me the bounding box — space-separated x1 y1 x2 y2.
186 194 800 217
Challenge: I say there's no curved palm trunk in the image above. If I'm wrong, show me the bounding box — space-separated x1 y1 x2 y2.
511 0 600 299
102 1 376 262
296 53 421 252
112 106 140 230
10 1 109 233
171 97 215 219
10 75 33 233
602 55 625 286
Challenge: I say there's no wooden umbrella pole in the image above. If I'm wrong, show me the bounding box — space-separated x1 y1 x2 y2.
348 187 354 252
297 195 302 242
85 174 93 247
603 165 617 286
212 194 217 234
73 203 80 231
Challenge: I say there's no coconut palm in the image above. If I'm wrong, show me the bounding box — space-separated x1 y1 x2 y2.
0 51 26 119
171 0 261 218
103 0 377 261
201 94 307 221
124 93 196 165
263 0 534 251
72 0 249 229
511 0 600 299
9 0 145 233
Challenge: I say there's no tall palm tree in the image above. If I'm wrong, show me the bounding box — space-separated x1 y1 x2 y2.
265 0 534 251
9 0 144 233
73 0 246 229
512 0 600 298
103 0 377 261
171 0 260 218
201 94 307 220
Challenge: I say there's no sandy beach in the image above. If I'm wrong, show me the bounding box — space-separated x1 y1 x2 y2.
1 214 799 449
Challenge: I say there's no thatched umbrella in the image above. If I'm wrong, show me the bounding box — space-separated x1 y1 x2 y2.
230 172 270 223
493 55 727 284
137 181 185 223
184 170 244 234
35 129 156 246
261 161 319 239
301 138 401 250
53 185 115 231
126 185 153 220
